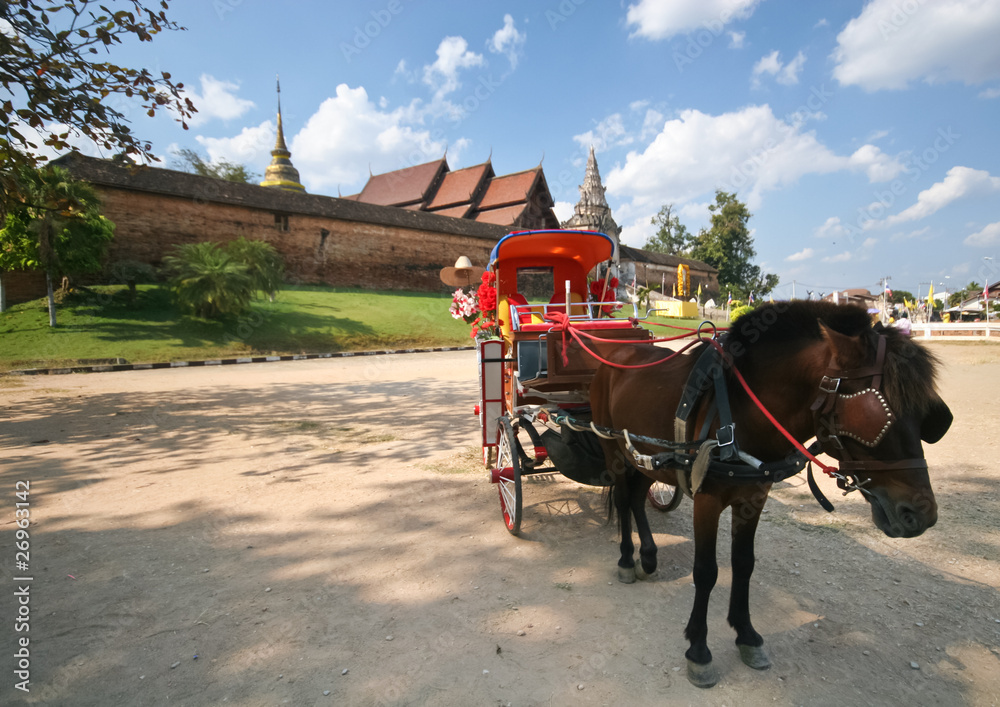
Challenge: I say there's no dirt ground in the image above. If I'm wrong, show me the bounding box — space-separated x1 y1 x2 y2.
1 341 998 707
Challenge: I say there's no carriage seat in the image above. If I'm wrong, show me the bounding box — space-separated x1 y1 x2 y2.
548 291 588 316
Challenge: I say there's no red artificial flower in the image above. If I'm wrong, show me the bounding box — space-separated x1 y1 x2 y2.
477 283 497 312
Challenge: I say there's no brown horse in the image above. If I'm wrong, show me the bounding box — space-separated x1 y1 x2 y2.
589 301 952 688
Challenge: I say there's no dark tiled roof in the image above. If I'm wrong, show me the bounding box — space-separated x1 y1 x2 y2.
355 158 447 206
619 245 718 273
53 153 507 241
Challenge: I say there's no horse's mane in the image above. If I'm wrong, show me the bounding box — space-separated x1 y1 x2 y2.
727 300 941 415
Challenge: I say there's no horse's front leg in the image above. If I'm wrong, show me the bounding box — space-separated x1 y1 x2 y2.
684 491 724 688
728 486 772 670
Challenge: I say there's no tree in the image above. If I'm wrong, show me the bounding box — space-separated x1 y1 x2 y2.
890 290 914 305
172 148 259 184
0 165 114 324
1 1 195 213
163 242 254 319
644 204 694 255
689 190 778 301
226 237 284 300
949 281 981 307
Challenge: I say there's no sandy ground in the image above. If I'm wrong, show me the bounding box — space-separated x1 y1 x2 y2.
1 342 998 707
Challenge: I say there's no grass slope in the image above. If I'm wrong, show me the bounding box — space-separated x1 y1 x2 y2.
0 285 706 371
0 285 474 371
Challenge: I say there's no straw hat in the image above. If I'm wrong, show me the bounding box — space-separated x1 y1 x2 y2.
440 256 486 287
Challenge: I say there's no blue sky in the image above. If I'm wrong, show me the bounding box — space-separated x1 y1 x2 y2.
23 0 1000 300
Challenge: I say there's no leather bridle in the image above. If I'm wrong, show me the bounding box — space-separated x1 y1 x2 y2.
809 334 928 495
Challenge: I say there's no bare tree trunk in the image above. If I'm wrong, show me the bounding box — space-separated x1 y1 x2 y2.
46 270 57 327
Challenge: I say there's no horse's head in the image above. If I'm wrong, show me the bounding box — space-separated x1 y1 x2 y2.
817 323 952 538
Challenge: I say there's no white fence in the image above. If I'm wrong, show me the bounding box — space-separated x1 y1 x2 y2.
911 322 1000 340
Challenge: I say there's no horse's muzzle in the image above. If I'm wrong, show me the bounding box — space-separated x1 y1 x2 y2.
868 491 937 538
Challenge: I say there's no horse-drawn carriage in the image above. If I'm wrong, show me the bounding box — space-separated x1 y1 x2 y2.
469 228 954 688
474 229 682 534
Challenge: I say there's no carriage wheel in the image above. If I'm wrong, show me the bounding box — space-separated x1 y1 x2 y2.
647 481 683 512
494 416 522 535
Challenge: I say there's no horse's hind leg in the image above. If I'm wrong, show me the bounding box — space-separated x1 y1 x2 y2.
728 490 771 671
685 492 723 688
613 469 639 583
628 472 658 579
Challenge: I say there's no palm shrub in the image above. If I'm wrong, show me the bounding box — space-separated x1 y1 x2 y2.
163 242 254 318
226 237 284 301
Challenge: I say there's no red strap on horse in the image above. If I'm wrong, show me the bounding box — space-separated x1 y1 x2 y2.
706 339 838 477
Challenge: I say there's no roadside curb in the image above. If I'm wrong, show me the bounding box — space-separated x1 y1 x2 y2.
5 346 477 376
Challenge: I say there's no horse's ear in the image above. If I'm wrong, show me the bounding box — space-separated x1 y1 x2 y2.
921 397 953 444
818 321 866 369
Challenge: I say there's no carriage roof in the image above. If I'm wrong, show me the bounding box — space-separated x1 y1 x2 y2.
489 230 615 271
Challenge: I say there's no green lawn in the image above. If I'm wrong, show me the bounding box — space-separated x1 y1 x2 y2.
0 285 475 371
0 285 708 371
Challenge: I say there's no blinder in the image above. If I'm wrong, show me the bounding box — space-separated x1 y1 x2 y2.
832 388 894 448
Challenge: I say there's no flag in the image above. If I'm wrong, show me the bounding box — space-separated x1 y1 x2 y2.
749 292 755 304
984 281 990 304
927 282 934 309
884 284 892 298
769 294 774 303
727 291 732 305
697 282 702 299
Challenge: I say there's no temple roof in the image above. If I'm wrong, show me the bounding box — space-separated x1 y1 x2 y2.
426 161 494 211
352 158 557 229
355 158 448 207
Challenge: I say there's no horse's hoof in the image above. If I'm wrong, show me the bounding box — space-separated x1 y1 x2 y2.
686 659 719 688
738 644 771 670
617 566 636 584
634 565 657 581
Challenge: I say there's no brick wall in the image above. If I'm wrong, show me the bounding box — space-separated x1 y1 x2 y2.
95 187 497 292
1 270 48 307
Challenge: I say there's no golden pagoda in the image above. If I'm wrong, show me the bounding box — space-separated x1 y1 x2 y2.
260 77 305 192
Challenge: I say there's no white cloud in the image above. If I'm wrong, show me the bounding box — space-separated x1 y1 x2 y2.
196 122 274 167
422 36 485 100
779 51 807 85
752 50 806 87
814 18 829 29
823 252 852 263
286 84 450 194
604 104 893 219
751 50 781 87
728 31 745 48
964 221 1000 247
815 216 849 240
979 87 1000 99
786 247 814 262
640 108 665 140
833 0 1000 90
573 113 631 152
553 201 574 223
876 166 1000 228
625 0 761 40
848 144 904 182
184 75 255 126
889 226 931 242
488 14 526 68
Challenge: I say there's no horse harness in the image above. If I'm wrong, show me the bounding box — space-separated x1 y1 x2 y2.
558 333 921 511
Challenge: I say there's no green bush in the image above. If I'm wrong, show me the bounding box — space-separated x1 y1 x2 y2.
227 237 284 301
730 304 754 321
163 242 254 318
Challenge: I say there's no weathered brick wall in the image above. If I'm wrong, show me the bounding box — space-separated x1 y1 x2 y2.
0 270 47 306
95 187 497 292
